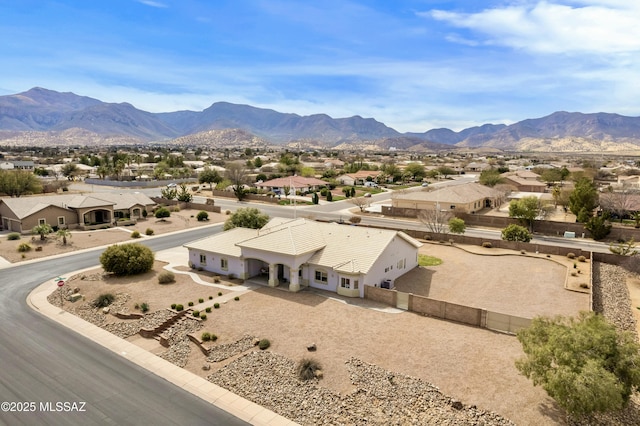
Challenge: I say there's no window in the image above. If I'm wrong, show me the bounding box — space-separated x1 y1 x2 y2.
220 258 228 270
314 270 327 283
199 254 206 264
58 216 65 226
353 280 359 290
340 277 350 289
38 218 46 225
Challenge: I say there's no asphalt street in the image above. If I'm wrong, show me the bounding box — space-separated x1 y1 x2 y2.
0 225 249 426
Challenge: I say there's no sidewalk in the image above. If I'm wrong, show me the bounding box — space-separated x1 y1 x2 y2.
27 273 297 426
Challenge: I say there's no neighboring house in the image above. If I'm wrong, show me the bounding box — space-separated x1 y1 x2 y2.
501 171 547 193
337 170 383 186
184 218 422 298
388 182 502 215
0 161 35 171
256 176 327 194
0 193 155 233
464 162 491 173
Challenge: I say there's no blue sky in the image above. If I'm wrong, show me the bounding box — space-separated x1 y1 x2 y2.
1 0 639 132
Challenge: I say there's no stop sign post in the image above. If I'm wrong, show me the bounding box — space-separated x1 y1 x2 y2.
56 279 65 306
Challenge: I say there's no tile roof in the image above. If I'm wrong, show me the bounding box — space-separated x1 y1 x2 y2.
184 218 422 275
256 176 327 188
392 182 501 204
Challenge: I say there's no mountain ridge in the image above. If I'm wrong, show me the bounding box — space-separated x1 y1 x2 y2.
1 87 640 151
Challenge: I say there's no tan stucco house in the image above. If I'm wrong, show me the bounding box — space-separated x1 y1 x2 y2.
0 193 155 233
386 182 503 216
184 218 422 298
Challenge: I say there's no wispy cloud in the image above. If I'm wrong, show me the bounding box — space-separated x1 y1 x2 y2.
424 1 640 55
137 0 168 8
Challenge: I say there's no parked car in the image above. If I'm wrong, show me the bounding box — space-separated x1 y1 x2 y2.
166 183 177 188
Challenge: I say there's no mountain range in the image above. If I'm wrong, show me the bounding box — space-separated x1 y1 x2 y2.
1 87 640 152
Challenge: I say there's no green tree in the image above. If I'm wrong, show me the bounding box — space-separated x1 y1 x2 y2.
448 217 466 234
223 207 269 231
32 223 53 241
100 243 155 275
198 167 222 192
585 214 612 240
176 183 193 202
508 196 547 232
436 166 456 178
569 177 598 223
311 192 319 204
381 163 402 182
479 169 504 187
56 228 72 245
501 224 532 242
61 163 79 180
253 157 263 168
0 170 42 197
404 163 426 182
161 187 177 200
326 191 333 202
516 312 640 418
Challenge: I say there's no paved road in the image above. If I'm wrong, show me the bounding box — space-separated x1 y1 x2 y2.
0 225 249 426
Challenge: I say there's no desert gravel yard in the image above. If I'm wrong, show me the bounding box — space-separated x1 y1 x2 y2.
395 243 590 318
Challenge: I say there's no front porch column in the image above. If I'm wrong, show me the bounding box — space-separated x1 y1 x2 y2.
289 268 300 292
268 263 279 287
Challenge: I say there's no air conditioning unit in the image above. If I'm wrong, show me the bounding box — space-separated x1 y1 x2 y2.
381 279 391 289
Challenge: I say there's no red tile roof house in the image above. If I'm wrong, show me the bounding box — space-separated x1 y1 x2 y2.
337 170 383 186
184 218 422 298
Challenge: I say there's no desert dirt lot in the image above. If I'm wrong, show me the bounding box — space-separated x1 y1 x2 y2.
50 242 597 425
0 208 228 264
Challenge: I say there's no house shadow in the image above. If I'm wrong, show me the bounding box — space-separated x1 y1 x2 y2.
393 266 434 297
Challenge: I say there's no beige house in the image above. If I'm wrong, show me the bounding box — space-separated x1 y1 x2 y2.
337 170 383 186
0 193 155 233
185 218 422 298
386 182 502 216
501 171 547 193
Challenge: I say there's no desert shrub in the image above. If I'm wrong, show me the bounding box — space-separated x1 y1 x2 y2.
140 302 149 313
296 358 321 381
196 211 209 221
349 216 362 224
158 271 175 284
145 228 154 236
134 303 139 310
198 298 204 303
501 224 532 242
482 242 492 248
130 230 141 239
234 296 240 301
17 243 32 252
154 207 171 219
571 271 578 277
171 303 177 309
258 339 270 350
208 296 213 300
188 301 194 306
7 233 20 240
211 333 218 341
142 209 148 218
205 307 211 313
93 293 115 307
225 210 231 215
172 206 180 212
217 291 222 296
201 331 211 341
192 310 200 317
567 252 576 259
213 276 220 283
214 303 220 309
175 304 184 311
200 313 207 320
100 243 154 276
577 255 586 262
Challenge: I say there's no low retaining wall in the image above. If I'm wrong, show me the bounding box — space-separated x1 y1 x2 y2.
113 312 144 320
409 295 484 327
364 285 397 306
187 333 210 356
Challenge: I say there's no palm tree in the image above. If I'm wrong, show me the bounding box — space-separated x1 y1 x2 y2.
56 228 72 245
32 224 53 241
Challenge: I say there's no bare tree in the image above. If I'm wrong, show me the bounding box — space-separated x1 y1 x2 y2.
349 196 370 212
599 185 639 222
418 204 452 235
225 163 248 201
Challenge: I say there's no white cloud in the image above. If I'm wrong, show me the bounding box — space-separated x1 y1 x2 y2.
425 1 640 55
137 0 168 8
